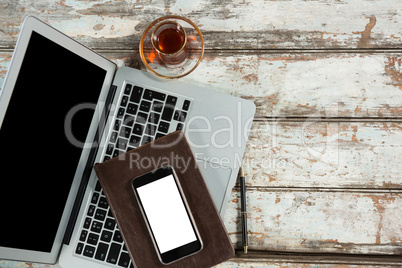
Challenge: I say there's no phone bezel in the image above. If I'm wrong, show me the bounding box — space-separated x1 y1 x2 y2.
131 166 203 265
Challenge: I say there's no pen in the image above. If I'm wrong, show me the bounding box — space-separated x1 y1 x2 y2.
239 167 248 254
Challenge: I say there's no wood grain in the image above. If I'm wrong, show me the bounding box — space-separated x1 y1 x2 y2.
224 189 402 255
189 52 402 118
218 251 402 267
0 0 401 266
3 253 401 268
244 121 402 188
0 261 61 268
1 51 401 118
0 0 401 50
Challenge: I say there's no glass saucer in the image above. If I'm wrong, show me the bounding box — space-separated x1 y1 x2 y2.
139 15 204 79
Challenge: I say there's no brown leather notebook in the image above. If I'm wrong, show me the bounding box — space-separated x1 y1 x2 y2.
94 130 234 268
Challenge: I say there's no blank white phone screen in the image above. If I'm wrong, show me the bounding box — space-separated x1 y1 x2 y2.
136 174 197 254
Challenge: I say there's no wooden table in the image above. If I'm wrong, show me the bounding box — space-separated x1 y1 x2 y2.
1 0 401 267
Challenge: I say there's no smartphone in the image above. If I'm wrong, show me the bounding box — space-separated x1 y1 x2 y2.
132 166 203 264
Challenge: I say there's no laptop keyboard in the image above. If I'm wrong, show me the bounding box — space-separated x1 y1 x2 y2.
75 82 192 267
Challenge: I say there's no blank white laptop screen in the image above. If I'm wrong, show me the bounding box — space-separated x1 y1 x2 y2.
0 31 106 253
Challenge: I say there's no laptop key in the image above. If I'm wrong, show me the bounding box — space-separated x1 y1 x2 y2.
91 192 99 204
101 230 113 242
108 209 114 217
113 230 123 243
173 110 180 121
136 112 148 124
143 89 166 101
117 107 125 118
152 100 164 113
95 242 109 261
133 124 144 136
162 96 177 120
183 100 191 111
141 135 153 146
117 138 128 151
176 123 184 131
110 132 118 143
129 135 141 147
148 112 160 125
119 128 131 139
158 121 170 133
126 103 138 115
91 220 102 233
113 149 124 158
124 84 132 95
120 96 129 107
106 144 114 155
107 243 122 264
79 230 88 242
87 205 96 217
145 124 157 136
95 181 102 191
130 86 143 103
113 120 121 131
95 208 107 221
83 217 91 229
174 110 187 122
76 242 84 255
140 100 151 112
87 233 99 245
161 105 174 121
123 115 135 127
166 95 177 106
83 245 96 258
155 133 165 139
118 252 131 267
105 218 116 230
179 111 187 122
98 196 109 209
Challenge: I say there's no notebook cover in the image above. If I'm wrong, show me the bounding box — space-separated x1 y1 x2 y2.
94 130 234 268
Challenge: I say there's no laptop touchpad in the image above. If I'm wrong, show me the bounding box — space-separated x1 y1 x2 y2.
195 159 232 212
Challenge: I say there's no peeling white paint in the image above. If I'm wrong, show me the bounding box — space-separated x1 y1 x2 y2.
224 190 402 254
245 122 402 188
50 16 140 39
1 0 401 265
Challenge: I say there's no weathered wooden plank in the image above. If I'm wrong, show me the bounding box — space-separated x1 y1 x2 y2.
189 52 402 118
1 51 401 118
3 254 401 268
243 121 402 189
3 188 401 266
216 261 395 268
224 189 402 255
218 252 402 267
1 0 400 267
0 261 60 268
0 0 401 50
230 251 402 266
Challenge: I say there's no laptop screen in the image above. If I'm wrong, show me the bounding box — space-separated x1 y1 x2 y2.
0 31 106 252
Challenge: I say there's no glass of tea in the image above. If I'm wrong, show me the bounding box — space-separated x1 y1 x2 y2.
151 21 188 64
139 15 204 79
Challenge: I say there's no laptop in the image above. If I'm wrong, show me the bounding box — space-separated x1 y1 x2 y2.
0 16 255 267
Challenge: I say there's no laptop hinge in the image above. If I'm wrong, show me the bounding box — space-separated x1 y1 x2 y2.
62 84 118 245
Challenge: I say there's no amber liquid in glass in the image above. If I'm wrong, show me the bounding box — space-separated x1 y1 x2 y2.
154 28 185 54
